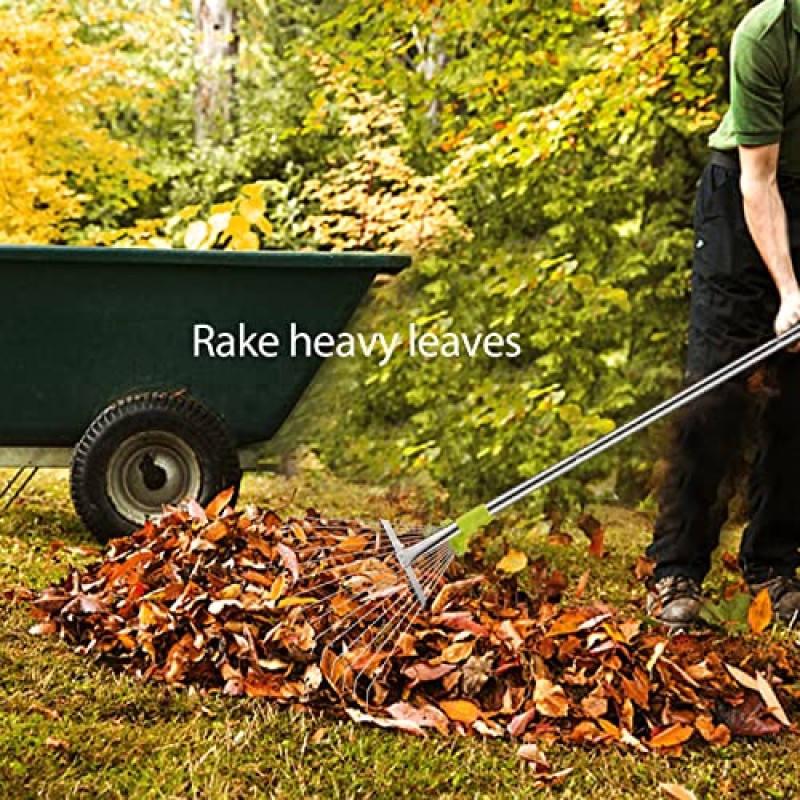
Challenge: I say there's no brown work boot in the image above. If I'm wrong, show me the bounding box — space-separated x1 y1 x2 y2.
646 575 703 627
748 576 800 624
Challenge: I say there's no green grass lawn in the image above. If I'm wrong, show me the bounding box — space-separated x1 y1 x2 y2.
1 469 799 799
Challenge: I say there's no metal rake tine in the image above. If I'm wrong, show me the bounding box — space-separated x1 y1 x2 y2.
403 546 449 589
362 598 420 709
303 584 398 639
313 578 409 651
358 555 449 706
354 549 446 681
356 551 453 706
351 589 418 698
324 600 410 701
278 525 429 605
296 583 391 635
301 561 407 633
320 582 410 653
285 544 409 603
323 587 415 694
281 573 395 632
383 543 452 612
416 546 454 592
288 538 422 585
292 528 427 570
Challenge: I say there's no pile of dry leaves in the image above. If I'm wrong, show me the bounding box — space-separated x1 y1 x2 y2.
26 491 800 761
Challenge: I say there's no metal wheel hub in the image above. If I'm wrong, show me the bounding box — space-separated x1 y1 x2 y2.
106 431 201 524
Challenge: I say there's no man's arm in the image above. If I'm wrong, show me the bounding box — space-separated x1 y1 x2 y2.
739 144 800 340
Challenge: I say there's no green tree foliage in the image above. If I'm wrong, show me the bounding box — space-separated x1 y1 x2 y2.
299 0 752 509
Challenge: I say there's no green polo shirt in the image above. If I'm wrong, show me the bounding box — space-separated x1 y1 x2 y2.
709 0 800 175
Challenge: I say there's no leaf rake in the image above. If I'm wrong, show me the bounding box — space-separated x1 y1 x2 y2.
383 327 800 609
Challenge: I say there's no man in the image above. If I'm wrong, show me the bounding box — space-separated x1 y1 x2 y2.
646 0 800 626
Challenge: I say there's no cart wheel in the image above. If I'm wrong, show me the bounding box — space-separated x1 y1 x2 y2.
71 392 241 542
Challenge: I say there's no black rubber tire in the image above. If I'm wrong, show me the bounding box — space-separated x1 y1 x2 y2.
70 392 241 542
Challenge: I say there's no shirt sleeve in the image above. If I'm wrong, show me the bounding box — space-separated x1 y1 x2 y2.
729 28 786 146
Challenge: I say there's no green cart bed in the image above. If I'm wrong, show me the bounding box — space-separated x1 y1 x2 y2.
0 245 408 539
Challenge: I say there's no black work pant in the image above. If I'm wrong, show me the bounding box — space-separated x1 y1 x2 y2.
647 161 800 585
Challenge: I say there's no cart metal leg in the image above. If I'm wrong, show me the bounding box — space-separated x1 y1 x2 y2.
0 466 39 511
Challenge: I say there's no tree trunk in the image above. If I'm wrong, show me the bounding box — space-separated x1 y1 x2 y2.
193 0 238 145
411 24 447 126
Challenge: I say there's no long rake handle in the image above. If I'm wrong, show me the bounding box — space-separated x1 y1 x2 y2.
403 324 800 563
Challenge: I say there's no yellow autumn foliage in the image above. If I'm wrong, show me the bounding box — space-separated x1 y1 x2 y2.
304 58 470 254
93 182 274 252
0 1 152 244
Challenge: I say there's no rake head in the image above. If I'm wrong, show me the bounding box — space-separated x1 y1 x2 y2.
293 519 456 706
379 519 455 610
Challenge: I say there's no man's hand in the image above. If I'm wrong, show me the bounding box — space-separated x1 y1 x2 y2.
775 290 800 351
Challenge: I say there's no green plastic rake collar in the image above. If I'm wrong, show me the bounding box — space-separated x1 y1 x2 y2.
450 504 493 555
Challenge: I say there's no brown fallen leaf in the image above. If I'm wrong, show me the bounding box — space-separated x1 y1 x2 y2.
569 720 602 744
29 621 57 636
717 693 783 737
755 671 791 727
685 660 714 682
517 742 550 772
386 702 449 735
402 662 456 684
346 708 427 736
277 543 300 583
507 708 537 737
649 723 693 749
497 619 524 650
395 632 417 657
185 498 208 524
747 588 772 634
45 737 71 751
659 783 697 800
440 640 474 664
695 714 730 747
200 519 230 543
725 664 790 726
439 699 481 724
428 576 484 614
534 678 569 718
431 611 490 638
206 486 236 518
579 690 608 719
496 549 528 574
546 610 589 637
60 594 105 616
474 718 505 738
633 555 655 580
577 514 605 558
573 569 591 601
